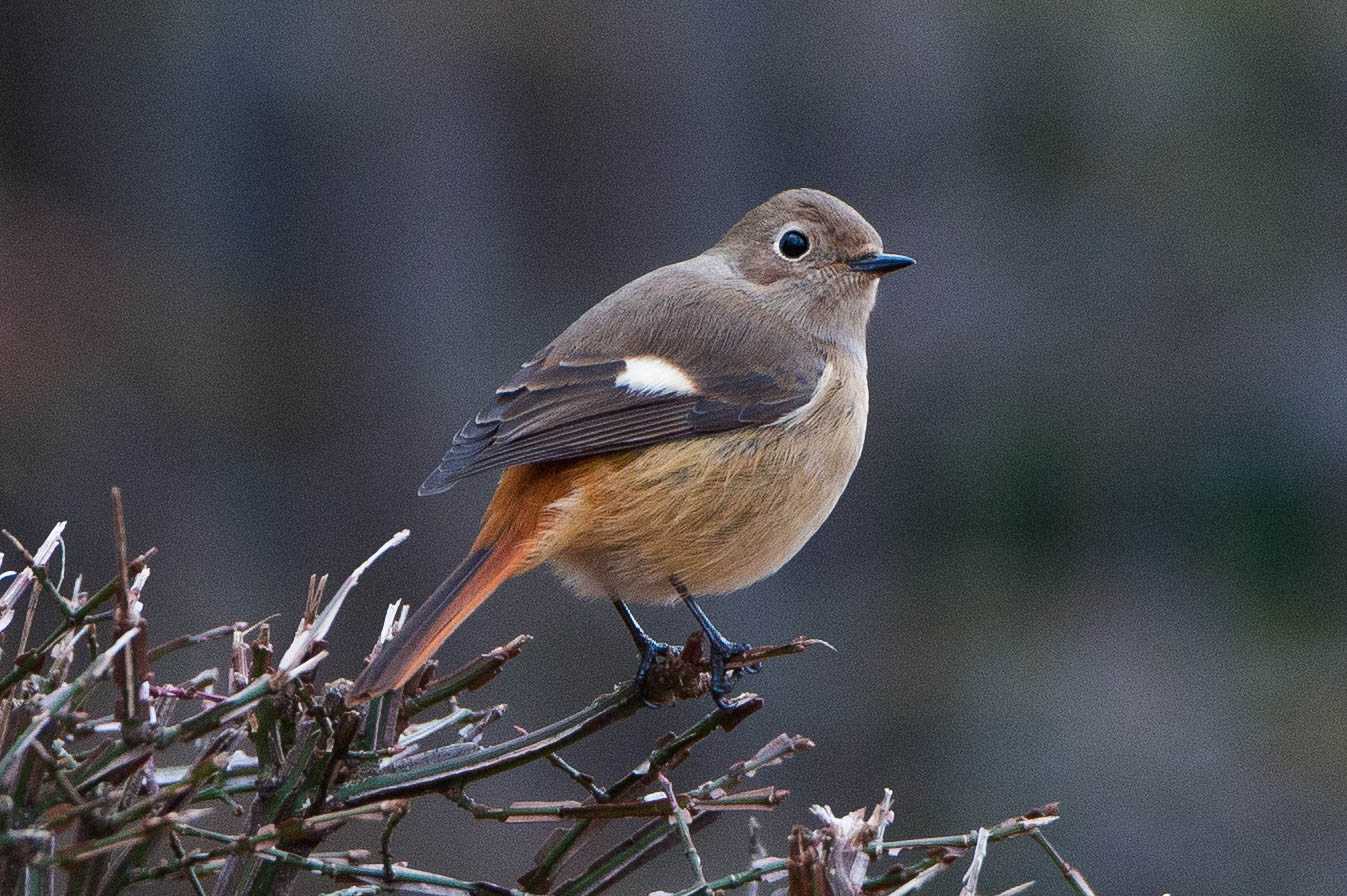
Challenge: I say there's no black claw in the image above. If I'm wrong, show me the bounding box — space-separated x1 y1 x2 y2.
676 584 762 705
634 638 668 682
613 599 676 707
704 636 753 700
634 638 673 707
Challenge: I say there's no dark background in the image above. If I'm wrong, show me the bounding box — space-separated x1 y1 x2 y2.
3 3 1345 892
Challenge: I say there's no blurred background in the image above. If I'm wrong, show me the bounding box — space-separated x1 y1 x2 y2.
3 3 1345 892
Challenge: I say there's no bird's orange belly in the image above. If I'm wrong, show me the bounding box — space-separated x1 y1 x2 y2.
544 392 865 602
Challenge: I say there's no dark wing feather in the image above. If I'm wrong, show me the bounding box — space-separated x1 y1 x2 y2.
418 357 822 494
417 260 827 495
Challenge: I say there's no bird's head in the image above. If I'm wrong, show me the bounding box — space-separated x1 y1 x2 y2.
710 188 914 343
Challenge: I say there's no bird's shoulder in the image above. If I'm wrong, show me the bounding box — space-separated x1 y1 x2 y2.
528 253 820 388
417 255 829 494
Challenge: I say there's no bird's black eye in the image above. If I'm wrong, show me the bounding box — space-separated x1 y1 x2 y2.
776 229 810 260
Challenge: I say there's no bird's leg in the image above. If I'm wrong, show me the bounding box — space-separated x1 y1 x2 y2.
674 581 759 708
611 599 672 703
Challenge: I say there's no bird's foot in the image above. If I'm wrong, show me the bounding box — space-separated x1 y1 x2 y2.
704 636 758 709
633 635 677 708
676 589 763 707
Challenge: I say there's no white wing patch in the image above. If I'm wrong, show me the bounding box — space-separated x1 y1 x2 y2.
615 356 698 396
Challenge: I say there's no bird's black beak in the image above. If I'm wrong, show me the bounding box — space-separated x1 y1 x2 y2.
848 252 915 275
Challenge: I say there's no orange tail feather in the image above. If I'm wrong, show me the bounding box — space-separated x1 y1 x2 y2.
347 463 575 703
347 537 528 701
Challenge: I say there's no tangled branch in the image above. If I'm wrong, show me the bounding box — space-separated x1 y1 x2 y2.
0 495 1098 896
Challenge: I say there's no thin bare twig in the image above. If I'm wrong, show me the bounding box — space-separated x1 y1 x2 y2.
109 487 149 723
660 772 708 893
1031 829 1099 896
520 694 761 891
554 731 813 896
149 623 248 662
0 546 157 699
334 641 822 808
402 635 532 717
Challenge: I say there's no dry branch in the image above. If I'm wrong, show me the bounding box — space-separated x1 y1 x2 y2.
0 498 1096 896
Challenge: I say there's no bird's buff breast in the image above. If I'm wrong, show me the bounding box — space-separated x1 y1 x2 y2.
542 360 868 602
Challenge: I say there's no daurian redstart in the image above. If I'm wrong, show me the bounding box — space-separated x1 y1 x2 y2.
350 188 913 706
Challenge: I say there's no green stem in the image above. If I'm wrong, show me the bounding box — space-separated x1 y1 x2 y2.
556 810 720 896
148 624 244 663
1030 829 1099 896
519 696 760 892
658 773 706 892
554 730 809 896
0 550 156 699
0 627 140 783
402 635 531 717
155 675 275 749
335 685 642 806
67 675 273 794
134 826 525 895
868 804 1059 857
451 785 785 821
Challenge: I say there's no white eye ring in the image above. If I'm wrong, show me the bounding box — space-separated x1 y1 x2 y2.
773 225 812 261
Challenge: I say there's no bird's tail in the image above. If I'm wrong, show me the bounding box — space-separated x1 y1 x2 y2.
345 540 521 702
347 464 573 703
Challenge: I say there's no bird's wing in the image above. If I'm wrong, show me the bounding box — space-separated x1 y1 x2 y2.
418 264 826 494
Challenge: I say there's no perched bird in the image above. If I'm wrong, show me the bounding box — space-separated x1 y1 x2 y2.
349 188 913 706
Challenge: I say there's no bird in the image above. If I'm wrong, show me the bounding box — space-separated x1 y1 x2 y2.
348 188 913 706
